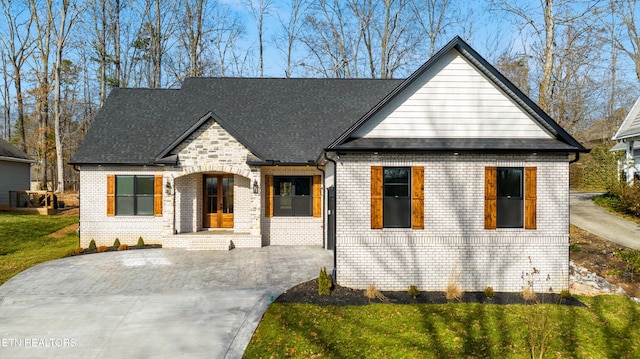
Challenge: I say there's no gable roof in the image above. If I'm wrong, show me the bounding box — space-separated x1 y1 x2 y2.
72 36 586 167
71 78 403 165
0 138 34 163
613 96 640 141
328 36 588 153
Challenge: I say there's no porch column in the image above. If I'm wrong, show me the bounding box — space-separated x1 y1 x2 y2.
626 140 636 184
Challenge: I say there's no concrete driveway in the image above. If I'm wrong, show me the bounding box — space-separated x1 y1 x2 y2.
570 191 640 250
0 246 333 358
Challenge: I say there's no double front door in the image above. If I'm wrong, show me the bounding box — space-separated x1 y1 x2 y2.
203 174 234 228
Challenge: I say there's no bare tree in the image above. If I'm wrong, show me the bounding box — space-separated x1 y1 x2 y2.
245 0 273 77
411 0 452 57
614 0 640 82
52 0 82 192
274 0 309 77
0 0 34 152
179 0 208 77
209 4 245 77
0 47 11 141
28 0 54 188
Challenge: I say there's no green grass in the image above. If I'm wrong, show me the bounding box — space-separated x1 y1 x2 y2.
0 213 79 285
593 193 640 224
245 296 640 358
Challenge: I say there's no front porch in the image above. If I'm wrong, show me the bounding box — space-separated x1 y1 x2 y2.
163 230 262 250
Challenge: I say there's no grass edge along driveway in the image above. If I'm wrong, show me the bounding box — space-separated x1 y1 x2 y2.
0 213 79 285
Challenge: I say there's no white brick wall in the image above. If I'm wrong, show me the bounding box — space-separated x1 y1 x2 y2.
335 153 570 292
261 166 324 246
78 166 166 247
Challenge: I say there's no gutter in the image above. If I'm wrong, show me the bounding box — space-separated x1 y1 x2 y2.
0 156 36 164
569 152 581 164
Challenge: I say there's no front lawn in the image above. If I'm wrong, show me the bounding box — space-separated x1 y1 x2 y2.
0 213 79 285
245 295 640 358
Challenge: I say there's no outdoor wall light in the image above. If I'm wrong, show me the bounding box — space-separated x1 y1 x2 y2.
253 179 259 194
165 180 172 195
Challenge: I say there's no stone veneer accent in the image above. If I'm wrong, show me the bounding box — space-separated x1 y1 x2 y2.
334 153 570 293
261 166 324 246
78 119 263 248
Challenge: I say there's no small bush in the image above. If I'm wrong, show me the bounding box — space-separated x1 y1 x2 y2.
318 267 332 295
88 239 97 251
407 285 420 299
136 236 145 248
569 244 581 252
445 283 463 301
617 249 640 278
118 244 129 251
97 246 108 253
483 286 495 299
113 238 121 248
522 286 537 301
74 247 84 254
560 289 572 300
364 284 386 301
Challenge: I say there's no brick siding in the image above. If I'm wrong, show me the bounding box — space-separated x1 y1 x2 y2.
334 153 570 292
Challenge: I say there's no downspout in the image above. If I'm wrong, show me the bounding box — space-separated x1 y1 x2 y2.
569 152 580 164
323 152 338 281
72 165 81 248
315 162 326 250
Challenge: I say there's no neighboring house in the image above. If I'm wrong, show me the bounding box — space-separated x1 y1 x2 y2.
71 37 587 292
612 96 640 183
0 138 34 208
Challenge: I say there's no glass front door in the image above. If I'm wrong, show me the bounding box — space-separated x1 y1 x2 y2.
203 175 234 228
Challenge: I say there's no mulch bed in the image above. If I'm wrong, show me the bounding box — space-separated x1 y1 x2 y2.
67 244 162 257
276 279 585 306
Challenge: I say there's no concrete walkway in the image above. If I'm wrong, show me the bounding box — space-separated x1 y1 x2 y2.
570 192 640 250
0 246 333 359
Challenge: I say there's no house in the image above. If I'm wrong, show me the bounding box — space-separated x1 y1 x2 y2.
612 97 640 183
0 138 34 208
71 37 587 292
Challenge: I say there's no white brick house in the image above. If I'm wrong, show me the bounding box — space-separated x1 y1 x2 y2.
71 37 587 292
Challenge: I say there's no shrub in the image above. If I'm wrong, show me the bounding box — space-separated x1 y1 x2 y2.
118 244 129 251
569 244 581 252
407 285 420 299
617 249 640 279
136 236 145 248
483 286 495 299
75 247 84 254
560 289 572 300
318 267 332 295
364 284 386 301
522 285 537 301
445 283 463 301
88 239 97 251
113 238 121 248
97 246 108 253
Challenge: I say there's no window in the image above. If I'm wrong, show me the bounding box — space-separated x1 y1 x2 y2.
383 167 411 228
371 166 424 229
497 168 523 228
115 175 155 215
273 176 312 216
484 166 536 229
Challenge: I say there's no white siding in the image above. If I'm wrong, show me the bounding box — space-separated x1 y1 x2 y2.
353 50 552 139
0 160 30 206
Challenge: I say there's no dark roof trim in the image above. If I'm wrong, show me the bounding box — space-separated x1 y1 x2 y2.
327 36 587 152
153 111 266 164
246 159 317 166
67 162 167 166
0 156 35 164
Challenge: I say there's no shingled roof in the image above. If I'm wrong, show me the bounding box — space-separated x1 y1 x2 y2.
0 138 33 163
71 78 403 165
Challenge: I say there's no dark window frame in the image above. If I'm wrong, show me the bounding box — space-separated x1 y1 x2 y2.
496 167 524 228
273 176 313 217
115 175 155 216
383 167 411 228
